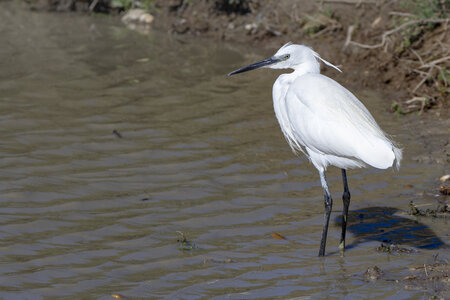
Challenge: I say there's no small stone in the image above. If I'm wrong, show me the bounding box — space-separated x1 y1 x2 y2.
244 23 257 31
139 14 154 24
439 185 449 195
440 174 450 182
122 9 154 25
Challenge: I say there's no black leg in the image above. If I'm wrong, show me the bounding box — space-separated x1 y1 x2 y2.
339 169 351 251
318 170 333 257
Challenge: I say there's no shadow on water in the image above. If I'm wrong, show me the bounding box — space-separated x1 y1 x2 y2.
335 207 447 250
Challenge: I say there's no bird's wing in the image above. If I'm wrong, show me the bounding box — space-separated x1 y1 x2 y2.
285 74 396 169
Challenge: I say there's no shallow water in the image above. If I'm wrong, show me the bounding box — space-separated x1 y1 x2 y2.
0 2 448 299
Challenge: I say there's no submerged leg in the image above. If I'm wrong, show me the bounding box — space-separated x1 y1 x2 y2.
339 169 351 251
318 169 333 257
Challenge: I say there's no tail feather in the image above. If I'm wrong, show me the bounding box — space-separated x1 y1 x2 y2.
393 145 402 170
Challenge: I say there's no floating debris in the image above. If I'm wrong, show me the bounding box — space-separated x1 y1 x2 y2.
408 200 422 216
271 232 287 240
176 231 196 251
140 197 150 202
376 243 417 254
112 129 123 138
111 294 125 299
364 266 383 281
136 58 149 63
203 257 234 264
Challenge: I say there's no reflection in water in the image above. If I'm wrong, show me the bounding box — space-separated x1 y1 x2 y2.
336 207 446 249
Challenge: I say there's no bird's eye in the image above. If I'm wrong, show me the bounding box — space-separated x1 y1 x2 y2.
283 54 290 60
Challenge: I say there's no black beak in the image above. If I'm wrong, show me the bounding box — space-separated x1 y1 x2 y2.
227 56 281 76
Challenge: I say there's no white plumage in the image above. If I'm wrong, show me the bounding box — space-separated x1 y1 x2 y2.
275 71 402 170
228 42 402 256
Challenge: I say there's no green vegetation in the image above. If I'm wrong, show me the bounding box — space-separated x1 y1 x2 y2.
392 0 448 52
401 0 448 19
391 102 405 115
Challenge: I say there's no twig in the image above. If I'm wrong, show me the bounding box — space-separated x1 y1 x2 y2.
344 25 355 48
346 18 450 50
89 0 98 11
405 96 427 104
412 69 432 93
437 41 449 52
406 96 428 113
177 0 188 16
389 11 415 18
429 64 449 86
312 20 341 38
438 66 448 86
419 55 450 68
410 49 424 65
410 68 429 76
265 25 282 36
312 26 332 38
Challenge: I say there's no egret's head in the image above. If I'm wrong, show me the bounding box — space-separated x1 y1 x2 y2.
228 42 341 76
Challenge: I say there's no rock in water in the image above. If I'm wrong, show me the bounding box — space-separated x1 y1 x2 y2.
121 9 154 25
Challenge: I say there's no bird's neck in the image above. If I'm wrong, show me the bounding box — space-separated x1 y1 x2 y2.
292 60 321 76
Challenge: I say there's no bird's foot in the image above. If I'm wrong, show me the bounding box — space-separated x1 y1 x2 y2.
339 242 346 257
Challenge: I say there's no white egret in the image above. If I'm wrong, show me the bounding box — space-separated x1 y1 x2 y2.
228 42 402 256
